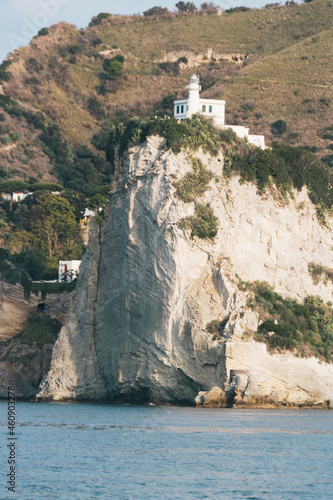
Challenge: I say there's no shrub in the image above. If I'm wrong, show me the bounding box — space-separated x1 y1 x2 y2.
176 1 197 12
226 6 251 12
29 182 64 192
39 124 69 162
0 60 12 83
157 62 180 75
9 131 20 142
308 262 333 285
242 99 256 111
87 97 105 120
25 58 43 73
247 281 333 362
201 2 219 12
174 158 213 202
180 202 219 240
27 76 40 85
157 93 178 113
89 13 111 27
271 119 287 136
37 28 49 37
22 110 45 130
143 6 169 16
321 155 333 167
18 316 61 347
102 55 124 80
206 316 229 338
91 37 103 47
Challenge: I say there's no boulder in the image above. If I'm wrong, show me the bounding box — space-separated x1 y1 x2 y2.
195 386 227 407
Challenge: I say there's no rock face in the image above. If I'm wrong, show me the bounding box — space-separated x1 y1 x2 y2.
0 281 71 399
0 341 53 399
37 220 106 401
0 282 69 341
225 343 333 408
37 136 333 406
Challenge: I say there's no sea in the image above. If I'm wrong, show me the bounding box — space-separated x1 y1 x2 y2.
1 402 332 499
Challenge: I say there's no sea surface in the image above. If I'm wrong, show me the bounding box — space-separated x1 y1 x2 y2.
1 402 332 499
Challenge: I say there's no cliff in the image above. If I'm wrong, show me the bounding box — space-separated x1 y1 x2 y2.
0 282 70 399
37 137 333 406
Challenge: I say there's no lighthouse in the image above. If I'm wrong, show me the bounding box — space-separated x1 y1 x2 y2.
174 74 225 126
173 75 266 148
186 74 201 118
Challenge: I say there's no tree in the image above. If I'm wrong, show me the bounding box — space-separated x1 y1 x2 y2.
0 180 28 211
29 183 64 192
21 192 81 259
102 55 124 80
201 2 218 11
271 119 287 136
143 6 169 16
175 1 197 12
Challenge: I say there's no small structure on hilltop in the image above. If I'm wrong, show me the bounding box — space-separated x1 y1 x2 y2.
58 260 81 282
174 75 265 149
3 192 33 202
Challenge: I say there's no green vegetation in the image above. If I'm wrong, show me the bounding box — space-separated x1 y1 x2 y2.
89 13 111 26
17 316 62 347
29 183 64 192
143 7 170 16
175 1 197 12
180 202 218 240
92 115 237 165
174 158 213 202
271 119 287 136
308 262 333 285
247 281 333 362
0 60 12 83
36 28 49 37
0 250 32 298
206 317 230 340
5 192 82 280
225 144 333 210
0 1 332 278
31 281 76 299
102 55 125 80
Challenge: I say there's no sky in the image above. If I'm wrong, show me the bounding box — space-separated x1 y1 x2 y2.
0 0 276 64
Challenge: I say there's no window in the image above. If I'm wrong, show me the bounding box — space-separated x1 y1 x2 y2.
202 105 206 112
176 105 180 114
186 106 188 111
181 105 184 113
209 105 213 113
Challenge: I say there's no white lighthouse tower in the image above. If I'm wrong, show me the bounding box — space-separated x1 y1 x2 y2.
174 74 225 126
186 74 201 118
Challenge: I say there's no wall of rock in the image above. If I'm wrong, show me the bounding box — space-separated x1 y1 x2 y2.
37 136 333 406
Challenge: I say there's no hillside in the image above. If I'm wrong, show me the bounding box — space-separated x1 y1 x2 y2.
0 0 332 185
0 1 333 285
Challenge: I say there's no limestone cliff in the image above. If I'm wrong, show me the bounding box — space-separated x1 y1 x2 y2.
37 136 333 406
0 282 70 399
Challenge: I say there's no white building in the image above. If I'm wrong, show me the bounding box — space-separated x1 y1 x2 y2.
5 192 33 202
58 260 81 282
174 75 265 149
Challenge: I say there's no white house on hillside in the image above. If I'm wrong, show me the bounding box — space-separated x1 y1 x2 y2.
58 260 81 282
174 75 265 149
4 192 33 202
